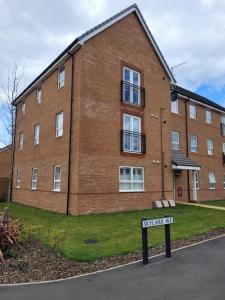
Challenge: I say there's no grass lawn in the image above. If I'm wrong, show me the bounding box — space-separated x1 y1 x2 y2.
1 202 225 261
202 200 225 207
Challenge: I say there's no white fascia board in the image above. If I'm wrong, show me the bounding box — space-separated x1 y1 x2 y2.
172 164 201 171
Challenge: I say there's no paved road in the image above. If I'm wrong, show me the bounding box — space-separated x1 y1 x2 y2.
1 236 225 300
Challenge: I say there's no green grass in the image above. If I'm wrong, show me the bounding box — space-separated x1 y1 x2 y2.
1 202 225 261
202 200 225 207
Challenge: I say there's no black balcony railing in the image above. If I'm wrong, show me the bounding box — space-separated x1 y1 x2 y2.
121 81 145 107
221 123 225 136
223 152 225 166
121 130 146 154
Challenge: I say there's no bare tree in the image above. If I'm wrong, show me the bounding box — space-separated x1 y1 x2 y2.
0 64 24 201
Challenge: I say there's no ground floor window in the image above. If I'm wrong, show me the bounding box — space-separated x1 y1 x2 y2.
223 174 225 189
16 170 21 188
119 166 144 192
31 168 38 190
208 172 216 189
54 165 62 192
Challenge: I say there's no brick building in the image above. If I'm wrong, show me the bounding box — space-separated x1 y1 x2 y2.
0 146 11 200
12 4 225 215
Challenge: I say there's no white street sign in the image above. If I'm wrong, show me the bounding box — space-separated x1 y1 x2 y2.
142 217 173 228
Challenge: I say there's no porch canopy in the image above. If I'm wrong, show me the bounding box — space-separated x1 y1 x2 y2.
172 151 201 171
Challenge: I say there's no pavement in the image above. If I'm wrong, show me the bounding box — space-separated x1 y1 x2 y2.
176 201 225 211
1 236 225 300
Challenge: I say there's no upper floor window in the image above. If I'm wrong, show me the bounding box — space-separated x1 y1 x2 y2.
191 135 198 152
54 165 61 192
172 131 180 150
34 124 40 145
123 114 143 153
16 169 21 188
223 142 225 153
31 168 38 190
58 65 65 89
36 86 42 105
21 100 26 115
208 172 216 189
189 103 196 119
122 67 143 106
206 109 212 124
119 166 144 192
171 99 179 114
19 132 23 150
221 115 225 136
56 112 64 138
207 139 214 155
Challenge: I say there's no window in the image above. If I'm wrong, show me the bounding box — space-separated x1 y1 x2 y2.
206 109 212 124
21 100 26 115
223 143 225 153
123 114 141 153
207 139 214 155
19 132 23 150
56 112 64 137
208 172 216 189
194 172 200 190
123 67 141 105
189 103 196 119
223 174 225 189
36 87 42 105
191 135 198 153
172 131 180 150
119 167 144 192
221 115 225 136
34 124 40 145
54 165 61 192
16 170 21 188
171 99 179 114
31 168 38 190
58 65 65 89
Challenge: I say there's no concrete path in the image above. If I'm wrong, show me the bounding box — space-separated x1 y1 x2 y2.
1 236 225 300
177 201 225 211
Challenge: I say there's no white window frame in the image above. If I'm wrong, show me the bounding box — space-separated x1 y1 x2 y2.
56 112 64 138
223 143 225 154
206 109 212 124
21 100 26 115
189 103 196 119
36 86 42 105
123 66 141 105
19 132 23 150
53 165 62 192
58 65 65 89
194 171 200 190
119 166 144 192
171 99 179 114
191 135 198 153
31 168 38 190
123 114 141 153
208 172 216 189
16 169 21 188
34 124 40 145
172 131 180 150
207 139 214 155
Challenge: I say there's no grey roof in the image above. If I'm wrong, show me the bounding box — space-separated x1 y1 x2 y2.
172 151 201 167
14 3 175 104
172 85 225 113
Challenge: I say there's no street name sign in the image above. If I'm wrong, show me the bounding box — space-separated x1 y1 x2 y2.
142 216 174 228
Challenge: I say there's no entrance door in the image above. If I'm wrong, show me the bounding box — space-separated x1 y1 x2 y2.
192 171 199 201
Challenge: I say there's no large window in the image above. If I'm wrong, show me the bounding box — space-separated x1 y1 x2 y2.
58 65 65 89
31 168 38 190
189 103 196 119
36 86 42 105
19 132 23 150
207 139 214 155
171 99 179 114
119 167 144 192
34 124 40 145
191 135 198 152
172 131 180 150
56 112 64 137
208 172 216 189
123 114 141 153
123 67 141 105
54 165 62 192
16 170 21 188
206 109 212 124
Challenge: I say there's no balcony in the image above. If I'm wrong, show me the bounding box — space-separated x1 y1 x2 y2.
221 123 225 136
121 81 145 107
121 130 146 154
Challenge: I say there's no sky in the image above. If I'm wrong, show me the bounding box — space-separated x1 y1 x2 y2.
1 0 225 145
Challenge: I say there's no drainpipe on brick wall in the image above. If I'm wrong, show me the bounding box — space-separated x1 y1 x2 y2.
9 105 17 202
160 108 165 199
66 51 75 215
185 99 191 202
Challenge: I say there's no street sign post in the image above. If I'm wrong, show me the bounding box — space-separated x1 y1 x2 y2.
141 215 174 264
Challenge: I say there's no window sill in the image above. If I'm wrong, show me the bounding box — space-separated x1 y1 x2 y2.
53 190 61 193
119 190 144 193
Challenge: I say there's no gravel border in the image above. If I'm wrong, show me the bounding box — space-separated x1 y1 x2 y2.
1 227 225 284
